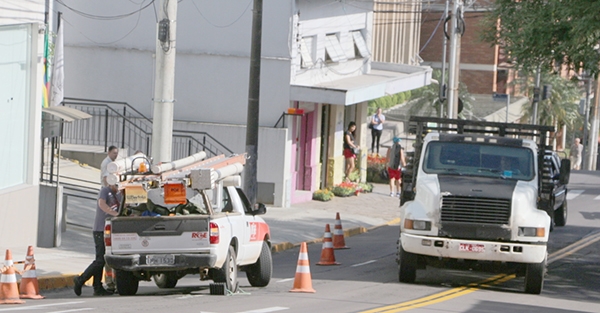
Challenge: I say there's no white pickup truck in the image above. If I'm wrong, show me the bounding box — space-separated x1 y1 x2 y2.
104 177 272 296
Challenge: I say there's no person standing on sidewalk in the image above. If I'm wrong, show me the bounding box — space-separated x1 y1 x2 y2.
99 145 119 293
369 107 385 155
569 138 583 170
73 184 121 296
343 121 360 181
386 137 406 197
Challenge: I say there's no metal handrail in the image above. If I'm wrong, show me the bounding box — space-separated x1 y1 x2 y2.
64 97 152 124
61 98 232 160
173 130 234 155
274 112 304 128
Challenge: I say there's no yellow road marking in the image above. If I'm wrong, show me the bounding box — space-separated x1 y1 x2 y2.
360 231 600 312
360 274 510 313
548 231 600 263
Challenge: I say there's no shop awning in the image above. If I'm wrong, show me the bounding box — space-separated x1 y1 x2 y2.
290 62 433 106
42 106 92 122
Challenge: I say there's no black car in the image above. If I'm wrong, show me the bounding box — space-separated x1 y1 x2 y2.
540 151 570 230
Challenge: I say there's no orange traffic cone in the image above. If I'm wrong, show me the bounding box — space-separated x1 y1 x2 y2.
332 212 349 249
0 249 25 304
289 242 316 293
316 224 340 266
19 246 44 299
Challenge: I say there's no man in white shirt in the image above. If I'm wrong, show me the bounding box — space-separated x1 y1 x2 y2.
100 146 119 187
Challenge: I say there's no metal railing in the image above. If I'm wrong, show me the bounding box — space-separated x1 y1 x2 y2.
61 98 232 160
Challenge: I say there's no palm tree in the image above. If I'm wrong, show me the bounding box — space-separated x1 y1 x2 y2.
514 71 581 136
408 70 474 119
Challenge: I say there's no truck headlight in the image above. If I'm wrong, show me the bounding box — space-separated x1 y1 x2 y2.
404 219 431 231
518 227 545 237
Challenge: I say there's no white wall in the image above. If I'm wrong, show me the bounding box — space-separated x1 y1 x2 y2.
57 0 294 126
0 0 45 248
173 121 289 206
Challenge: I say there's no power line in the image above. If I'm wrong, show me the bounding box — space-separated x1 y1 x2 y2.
56 0 155 20
189 0 252 28
59 13 144 45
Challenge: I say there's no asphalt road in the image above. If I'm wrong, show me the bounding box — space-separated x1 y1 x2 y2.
17 171 600 313
20 223 600 313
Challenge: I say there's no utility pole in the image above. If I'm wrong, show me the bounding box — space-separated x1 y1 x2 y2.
531 66 541 124
243 0 263 205
582 75 591 169
584 76 598 170
505 94 510 123
151 0 178 164
447 0 463 119
439 0 450 118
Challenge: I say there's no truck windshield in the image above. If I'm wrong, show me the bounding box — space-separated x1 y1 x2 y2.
422 141 534 180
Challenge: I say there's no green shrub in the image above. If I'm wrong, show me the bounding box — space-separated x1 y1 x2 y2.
313 189 334 201
357 182 373 193
332 183 356 197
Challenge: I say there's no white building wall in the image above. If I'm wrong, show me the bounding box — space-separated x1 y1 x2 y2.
172 121 289 206
0 1 45 247
57 0 294 126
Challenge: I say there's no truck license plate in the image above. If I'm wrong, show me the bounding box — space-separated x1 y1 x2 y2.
459 243 485 253
146 254 175 265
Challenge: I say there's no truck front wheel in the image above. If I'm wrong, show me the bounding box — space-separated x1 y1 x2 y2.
398 245 417 283
213 245 239 293
246 241 272 287
115 270 139 296
524 256 546 294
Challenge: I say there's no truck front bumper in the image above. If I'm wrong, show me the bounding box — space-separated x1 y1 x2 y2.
401 233 547 264
105 253 217 271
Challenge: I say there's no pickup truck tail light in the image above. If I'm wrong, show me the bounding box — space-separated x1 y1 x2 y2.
209 222 220 244
104 223 112 247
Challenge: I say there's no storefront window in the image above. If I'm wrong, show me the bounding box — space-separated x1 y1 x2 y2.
0 24 31 189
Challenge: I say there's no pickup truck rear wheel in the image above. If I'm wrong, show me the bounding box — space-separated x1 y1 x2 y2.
524 256 546 294
554 200 567 227
115 270 139 296
246 241 272 287
213 245 239 293
153 272 178 288
398 245 417 283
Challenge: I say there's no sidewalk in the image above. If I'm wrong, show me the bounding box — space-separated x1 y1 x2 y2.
9 160 401 292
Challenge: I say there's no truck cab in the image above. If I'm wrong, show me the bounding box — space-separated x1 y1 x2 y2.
398 117 555 294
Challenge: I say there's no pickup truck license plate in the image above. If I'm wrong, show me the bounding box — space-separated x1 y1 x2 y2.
146 254 175 265
459 243 485 253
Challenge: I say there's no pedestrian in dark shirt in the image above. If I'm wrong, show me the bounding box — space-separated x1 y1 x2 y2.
343 121 360 181
73 184 121 296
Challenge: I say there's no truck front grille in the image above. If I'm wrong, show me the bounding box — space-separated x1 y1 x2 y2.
441 195 511 224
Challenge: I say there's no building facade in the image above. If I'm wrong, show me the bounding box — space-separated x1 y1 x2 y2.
54 0 431 206
419 1 501 94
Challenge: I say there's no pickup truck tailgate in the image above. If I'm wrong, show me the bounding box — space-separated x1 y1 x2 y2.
109 216 210 254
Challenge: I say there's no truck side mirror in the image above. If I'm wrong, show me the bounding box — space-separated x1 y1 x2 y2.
559 159 571 184
252 203 267 216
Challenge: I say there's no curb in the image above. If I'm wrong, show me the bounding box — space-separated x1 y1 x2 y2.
270 219 400 253
38 274 78 291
